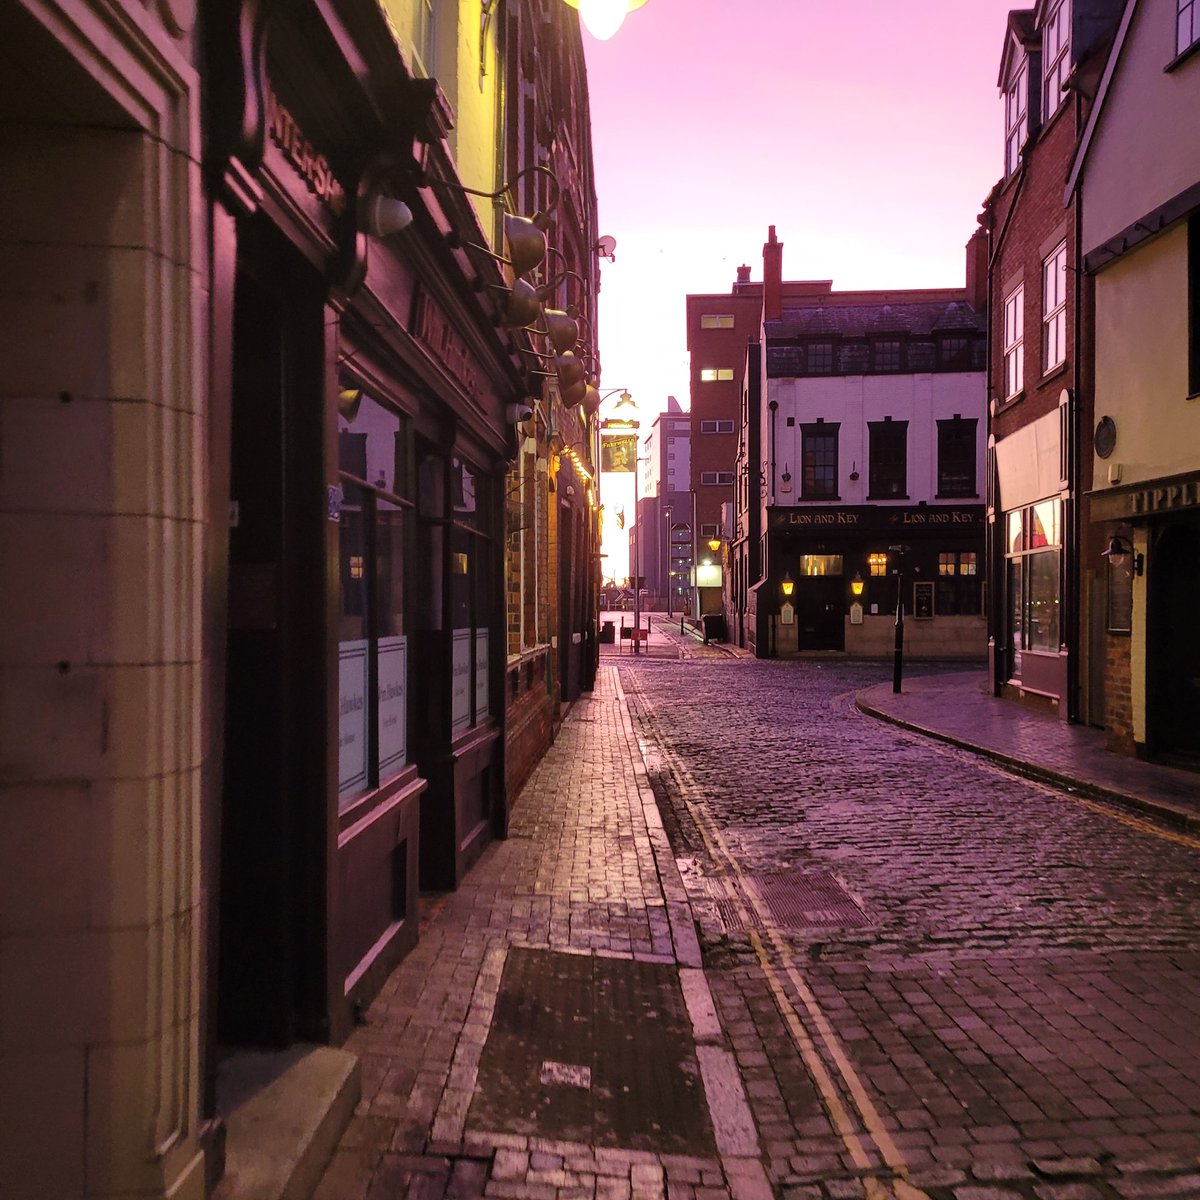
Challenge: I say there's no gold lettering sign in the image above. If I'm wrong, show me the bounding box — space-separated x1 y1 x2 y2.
265 87 347 216
413 287 482 401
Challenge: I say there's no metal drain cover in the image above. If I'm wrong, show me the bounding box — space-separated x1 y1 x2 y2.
467 948 715 1153
750 870 867 928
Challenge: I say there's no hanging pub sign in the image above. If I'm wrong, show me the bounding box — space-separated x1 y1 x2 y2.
601 434 637 472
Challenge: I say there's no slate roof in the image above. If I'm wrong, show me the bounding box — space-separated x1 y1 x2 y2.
766 300 986 341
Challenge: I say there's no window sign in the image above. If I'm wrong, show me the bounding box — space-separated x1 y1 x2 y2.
475 629 489 719
913 581 935 619
377 636 407 776
338 639 369 801
452 628 472 735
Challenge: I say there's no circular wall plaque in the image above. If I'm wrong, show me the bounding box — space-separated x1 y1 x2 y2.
1094 415 1117 459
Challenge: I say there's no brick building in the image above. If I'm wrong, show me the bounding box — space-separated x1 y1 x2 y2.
981 0 1122 721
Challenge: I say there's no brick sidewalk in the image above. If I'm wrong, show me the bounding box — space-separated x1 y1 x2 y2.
313 667 769 1200
857 672 1200 832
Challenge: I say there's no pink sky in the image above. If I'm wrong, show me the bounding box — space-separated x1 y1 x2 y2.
582 0 1021 582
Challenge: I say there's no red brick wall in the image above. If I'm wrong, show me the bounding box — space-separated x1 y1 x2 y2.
1104 633 1134 752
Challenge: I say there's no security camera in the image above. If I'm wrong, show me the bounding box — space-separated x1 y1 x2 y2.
507 401 534 424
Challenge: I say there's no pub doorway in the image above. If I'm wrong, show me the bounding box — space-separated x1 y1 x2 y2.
218 220 329 1046
1147 519 1200 764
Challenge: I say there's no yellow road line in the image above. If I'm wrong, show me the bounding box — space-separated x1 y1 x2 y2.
626 675 929 1199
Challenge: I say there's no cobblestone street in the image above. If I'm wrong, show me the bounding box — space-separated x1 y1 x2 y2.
306 636 1200 1200
622 651 1200 1199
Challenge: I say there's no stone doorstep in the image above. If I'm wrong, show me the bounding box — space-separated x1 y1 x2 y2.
215 1045 361 1200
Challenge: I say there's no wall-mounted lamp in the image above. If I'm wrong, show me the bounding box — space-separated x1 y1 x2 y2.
851 573 864 596
849 460 860 482
563 0 649 40
707 537 721 553
359 192 414 238
780 572 794 598
1102 534 1143 577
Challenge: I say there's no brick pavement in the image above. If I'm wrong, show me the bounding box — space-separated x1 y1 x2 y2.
313 666 772 1200
312 654 1200 1200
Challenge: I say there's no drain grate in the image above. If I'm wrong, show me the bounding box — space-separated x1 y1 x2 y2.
751 870 867 928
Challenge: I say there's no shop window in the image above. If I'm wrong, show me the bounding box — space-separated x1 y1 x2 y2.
449 458 491 738
337 391 412 810
1043 242 1067 372
937 417 978 497
935 551 981 615
868 419 907 498
801 422 839 499
799 555 843 576
1004 284 1025 399
1005 500 1062 672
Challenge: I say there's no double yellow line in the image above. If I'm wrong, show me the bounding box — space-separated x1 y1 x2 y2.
629 681 930 1200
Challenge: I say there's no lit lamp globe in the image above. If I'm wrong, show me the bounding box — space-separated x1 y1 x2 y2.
564 0 649 40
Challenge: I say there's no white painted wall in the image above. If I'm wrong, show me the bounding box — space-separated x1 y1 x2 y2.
765 372 987 505
1079 0 1200 252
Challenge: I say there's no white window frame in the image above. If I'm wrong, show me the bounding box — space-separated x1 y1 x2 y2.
1042 243 1067 373
700 314 735 329
700 368 734 382
1004 284 1025 399
1179 0 1199 55
1042 0 1071 119
1005 60 1029 176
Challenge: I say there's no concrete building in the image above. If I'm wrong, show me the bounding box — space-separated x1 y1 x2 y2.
742 230 989 658
632 398 692 610
981 0 1123 723
1066 0 1200 761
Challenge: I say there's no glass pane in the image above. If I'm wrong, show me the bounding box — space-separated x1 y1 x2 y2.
1007 559 1024 677
798 555 843 576
1007 510 1024 554
339 391 402 494
1027 549 1061 651
338 482 370 808
377 499 405 638
1031 499 1060 548
339 484 369 641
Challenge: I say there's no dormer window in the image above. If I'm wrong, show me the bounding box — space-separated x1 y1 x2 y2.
1005 59 1029 175
1043 0 1071 119
1180 0 1199 56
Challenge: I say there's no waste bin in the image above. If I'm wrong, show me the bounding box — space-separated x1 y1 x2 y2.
600 621 615 644
701 613 727 644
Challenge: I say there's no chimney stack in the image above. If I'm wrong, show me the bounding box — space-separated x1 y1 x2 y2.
763 226 783 320
965 226 988 312
736 264 752 285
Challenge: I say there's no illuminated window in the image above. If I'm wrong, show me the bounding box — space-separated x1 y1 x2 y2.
1043 1 1071 118
868 552 888 577
1042 242 1067 372
1178 0 1198 55
936 552 982 615
1005 59 1028 175
798 555 843 576
1004 285 1025 399
700 314 735 329
700 367 734 381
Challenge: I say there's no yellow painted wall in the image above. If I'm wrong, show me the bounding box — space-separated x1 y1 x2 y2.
1092 224 1198 489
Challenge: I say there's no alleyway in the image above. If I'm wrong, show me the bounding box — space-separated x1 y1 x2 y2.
312 650 1200 1200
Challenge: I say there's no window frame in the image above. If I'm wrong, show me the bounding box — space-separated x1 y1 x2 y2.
1178 0 1199 57
700 419 735 434
805 342 834 374
867 419 908 499
1042 242 1068 374
1003 284 1025 400
700 470 734 486
700 367 734 382
1042 0 1071 120
936 417 978 498
801 422 839 500
700 313 735 329
1005 58 1029 176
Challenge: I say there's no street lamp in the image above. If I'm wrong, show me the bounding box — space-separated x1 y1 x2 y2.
600 395 641 653
780 572 794 598
851 573 865 597
888 544 910 694
562 0 649 40
663 504 673 617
